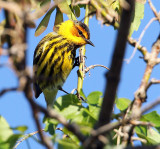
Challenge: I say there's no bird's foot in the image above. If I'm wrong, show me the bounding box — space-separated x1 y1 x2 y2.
73 56 87 69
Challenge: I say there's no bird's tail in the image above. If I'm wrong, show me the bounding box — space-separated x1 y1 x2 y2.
43 89 58 109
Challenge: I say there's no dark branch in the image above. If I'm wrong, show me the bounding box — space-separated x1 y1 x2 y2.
0 87 18 96
96 0 135 128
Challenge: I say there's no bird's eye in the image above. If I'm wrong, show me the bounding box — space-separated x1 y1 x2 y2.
78 30 83 35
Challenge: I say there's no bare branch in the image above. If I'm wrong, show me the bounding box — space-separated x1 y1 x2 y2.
134 35 160 102
73 0 90 5
142 98 160 114
129 120 154 127
0 1 22 18
85 64 110 74
131 137 147 144
14 129 45 149
127 37 147 56
155 58 160 64
121 35 160 145
148 0 160 22
125 17 157 63
0 87 18 96
147 78 160 90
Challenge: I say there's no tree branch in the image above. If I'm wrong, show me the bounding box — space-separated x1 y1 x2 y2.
96 0 135 128
84 1 135 148
121 34 160 146
0 87 18 96
127 37 147 56
125 17 157 63
142 97 160 114
148 0 160 22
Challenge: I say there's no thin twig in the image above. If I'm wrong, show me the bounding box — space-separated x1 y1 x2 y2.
83 119 130 148
117 126 123 145
73 0 90 5
127 37 147 56
129 120 154 127
125 17 157 63
85 64 110 74
131 137 147 144
146 78 160 90
114 128 124 137
14 129 45 149
142 98 160 114
148 0 160 22
0 87 18 96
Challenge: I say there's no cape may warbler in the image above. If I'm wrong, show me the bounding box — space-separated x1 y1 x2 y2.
33 20 94 108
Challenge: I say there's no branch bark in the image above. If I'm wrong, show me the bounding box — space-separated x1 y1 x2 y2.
96 0 135 128
84 1 135 148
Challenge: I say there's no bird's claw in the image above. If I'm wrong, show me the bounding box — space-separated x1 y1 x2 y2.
73 56 87 69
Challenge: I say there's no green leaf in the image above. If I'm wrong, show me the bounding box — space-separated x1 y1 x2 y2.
0 116 22 149
79 88 87 100
147 128 160 144
35 6 56 36
56 0 72 14
54 94 80 110
12 126 27 133
0 142 9 149
40 0 51 8
33 0 51 19
142 111 160 132
111 0 121 14
45 123 56 135
129 1 145 36
87 91 102 105
115 98 131 111
66 0 71 5
74 108 96 127
54 7 63 26
136 126 160 145
73 5 80 18
78 4 86 8
58 138 80 149
53 94 96 129
53 94 83 119
56 0 76 20
88 105 100 120
62 128 80 144
0 116 13 142
6 134 22 149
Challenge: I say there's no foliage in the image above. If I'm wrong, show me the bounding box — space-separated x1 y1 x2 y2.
2 92 160 148
1 0 160 149
35 0 145 37
0 116 26 149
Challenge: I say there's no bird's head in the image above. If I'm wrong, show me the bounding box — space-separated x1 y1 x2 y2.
54 20 94 47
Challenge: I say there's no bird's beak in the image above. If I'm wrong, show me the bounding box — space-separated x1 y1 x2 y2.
85 39 95 47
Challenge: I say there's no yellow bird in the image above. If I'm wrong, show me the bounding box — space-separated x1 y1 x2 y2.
33 20 94 108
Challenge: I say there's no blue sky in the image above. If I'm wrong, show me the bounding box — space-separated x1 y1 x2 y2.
0 1 160 148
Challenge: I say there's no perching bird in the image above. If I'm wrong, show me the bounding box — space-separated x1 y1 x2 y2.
33 20 94 108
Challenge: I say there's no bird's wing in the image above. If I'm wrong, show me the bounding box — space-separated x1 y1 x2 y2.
33 32 57 98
